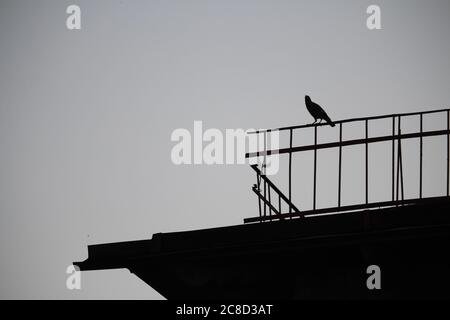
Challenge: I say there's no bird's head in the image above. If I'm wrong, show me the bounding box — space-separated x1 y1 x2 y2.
305 95 311 102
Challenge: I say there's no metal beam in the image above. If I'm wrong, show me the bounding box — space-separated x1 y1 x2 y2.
244 196 450 223
246 129 450 158
248 108 450 135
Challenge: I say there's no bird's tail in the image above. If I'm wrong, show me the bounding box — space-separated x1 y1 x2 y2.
324 115 335 127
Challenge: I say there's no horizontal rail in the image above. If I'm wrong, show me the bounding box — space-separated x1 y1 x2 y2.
246 129 450 158
244 196 450 223
248 108 450 134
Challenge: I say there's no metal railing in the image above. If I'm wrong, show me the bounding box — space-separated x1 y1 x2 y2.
244 108 450 223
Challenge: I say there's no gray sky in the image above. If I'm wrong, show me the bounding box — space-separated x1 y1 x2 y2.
1 0 449 299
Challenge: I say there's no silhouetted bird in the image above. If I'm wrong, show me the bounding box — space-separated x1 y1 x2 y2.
305 95 335 127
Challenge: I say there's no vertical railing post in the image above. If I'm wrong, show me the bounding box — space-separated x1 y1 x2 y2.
400 136 404 202
289 129 293 217
256 172 262 220
396 116 404 203
338 123 342 208
396 117 400 203
392 116 395 202
365 119 369 205
263 132 267 218
255 132 261 221
313 125 317 211
278 194 281 215
447 110 449 197
268 185 272 221
420 113 423 199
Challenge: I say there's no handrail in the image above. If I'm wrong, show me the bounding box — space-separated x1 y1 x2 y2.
246 129 450 158
245 108 450 224
247 108 450 135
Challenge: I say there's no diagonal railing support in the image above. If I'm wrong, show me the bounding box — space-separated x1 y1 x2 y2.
251 164 302 218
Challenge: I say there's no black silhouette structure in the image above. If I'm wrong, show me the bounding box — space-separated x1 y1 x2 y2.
75 108 450 299
305 95 335 126
246 108 450 221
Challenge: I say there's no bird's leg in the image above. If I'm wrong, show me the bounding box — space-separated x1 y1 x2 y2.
312 119 317 125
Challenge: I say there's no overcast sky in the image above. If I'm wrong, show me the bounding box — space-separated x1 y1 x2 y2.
1 0 449 299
